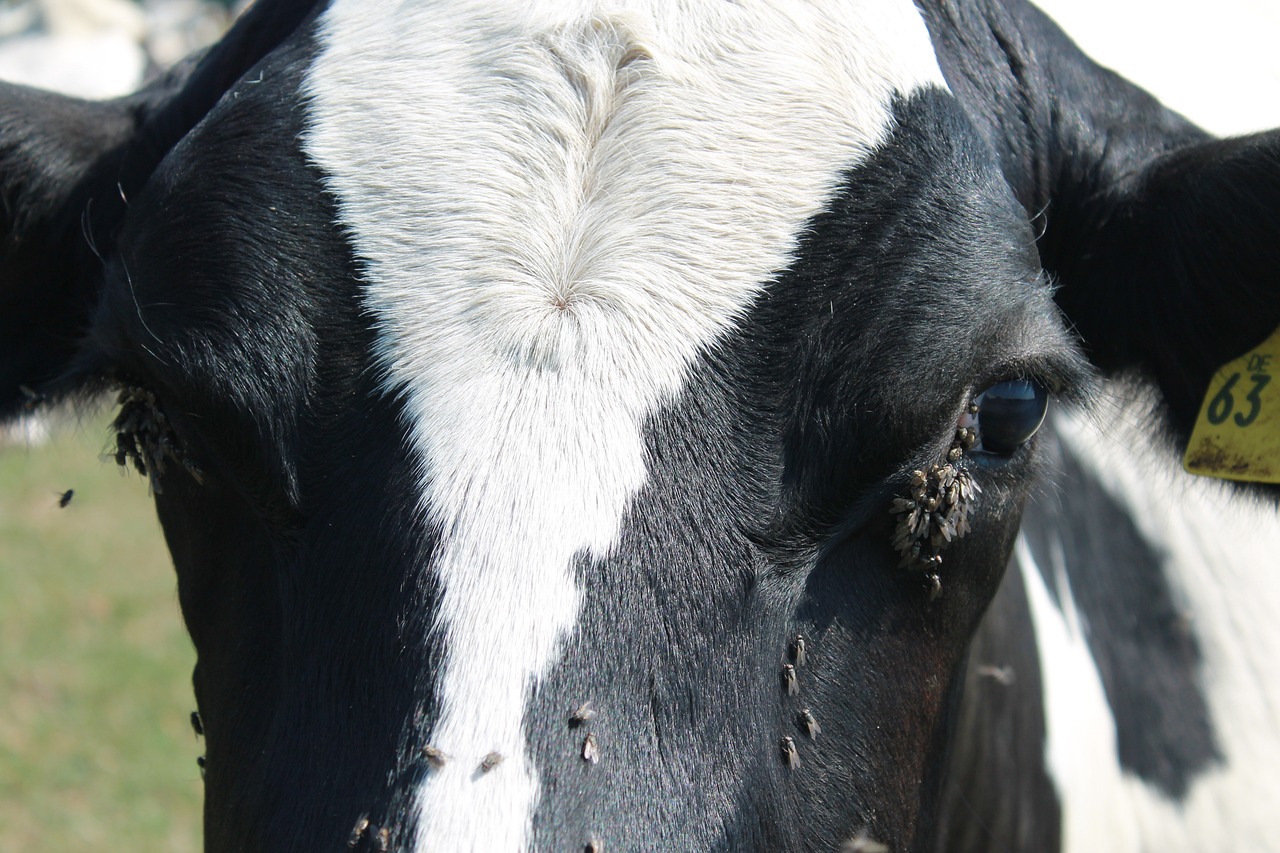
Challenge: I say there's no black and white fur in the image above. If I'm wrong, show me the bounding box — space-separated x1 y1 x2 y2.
2 1 1278 851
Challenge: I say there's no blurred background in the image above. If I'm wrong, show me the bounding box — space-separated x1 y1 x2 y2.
0 0 1276 850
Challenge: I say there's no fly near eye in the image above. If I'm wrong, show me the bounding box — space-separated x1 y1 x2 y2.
969 379 1049 455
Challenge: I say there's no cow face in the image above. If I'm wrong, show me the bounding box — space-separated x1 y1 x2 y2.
4 1 1279 851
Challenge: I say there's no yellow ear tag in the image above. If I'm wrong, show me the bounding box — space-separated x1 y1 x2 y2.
1184 327 1280 483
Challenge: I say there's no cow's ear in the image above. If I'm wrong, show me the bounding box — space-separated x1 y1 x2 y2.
923 1 1280 447
0 83 145 419
1048 129 1280 443
0 0 320 420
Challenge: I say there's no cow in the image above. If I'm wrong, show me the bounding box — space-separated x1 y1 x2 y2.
2 0 1278 850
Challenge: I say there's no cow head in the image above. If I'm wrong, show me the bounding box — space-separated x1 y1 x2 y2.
3 1 1278 850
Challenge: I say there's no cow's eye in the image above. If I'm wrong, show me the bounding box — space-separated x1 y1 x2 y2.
969 379 1048 455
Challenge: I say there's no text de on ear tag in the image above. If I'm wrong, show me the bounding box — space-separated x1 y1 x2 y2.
1184 326 1280 483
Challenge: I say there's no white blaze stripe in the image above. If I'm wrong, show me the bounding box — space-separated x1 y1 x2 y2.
304 1 945 850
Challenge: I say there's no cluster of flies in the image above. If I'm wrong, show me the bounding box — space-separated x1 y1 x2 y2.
36 383 206 519
112 383 203 493
19 382 201 507
781 639 889 850
779 634 820 771
889 412 981 598
21 381 201 506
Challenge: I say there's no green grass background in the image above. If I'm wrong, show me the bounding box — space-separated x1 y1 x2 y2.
0 411 201 851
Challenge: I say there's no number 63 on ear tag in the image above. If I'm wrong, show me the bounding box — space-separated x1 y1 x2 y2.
1184 327 1280 483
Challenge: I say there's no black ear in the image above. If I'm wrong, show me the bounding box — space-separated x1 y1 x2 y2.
923 0 1280 446
0 82 142 417
1050 130 1280 441
0 0 321 419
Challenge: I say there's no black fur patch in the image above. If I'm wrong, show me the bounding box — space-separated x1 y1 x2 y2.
1021 424 1222 798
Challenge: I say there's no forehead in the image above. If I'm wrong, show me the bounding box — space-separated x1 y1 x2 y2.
304 0 948 395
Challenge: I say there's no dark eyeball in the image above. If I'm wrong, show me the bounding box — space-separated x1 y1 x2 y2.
972 379 1048 455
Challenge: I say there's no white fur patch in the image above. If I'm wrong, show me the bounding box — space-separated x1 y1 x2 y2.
1018 535 1145 850
1026 401 1280 852
304 1 944 849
